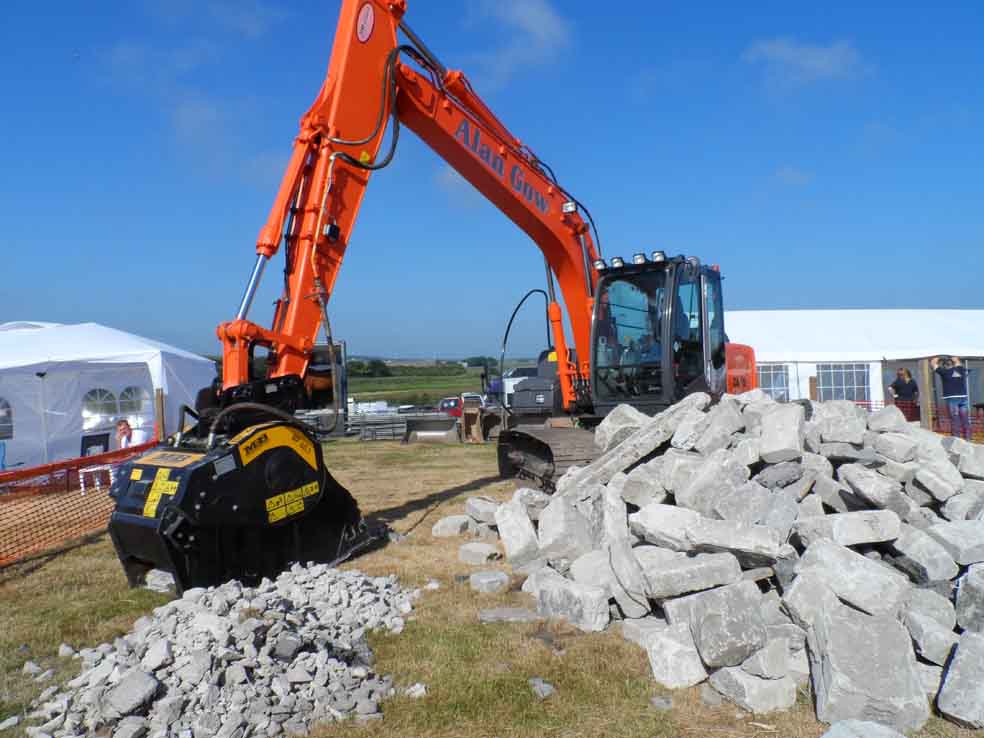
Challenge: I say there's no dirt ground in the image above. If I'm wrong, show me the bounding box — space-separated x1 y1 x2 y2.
0 439 979 737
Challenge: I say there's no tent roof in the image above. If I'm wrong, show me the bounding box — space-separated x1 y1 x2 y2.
725 309 984 363
0 322 212 371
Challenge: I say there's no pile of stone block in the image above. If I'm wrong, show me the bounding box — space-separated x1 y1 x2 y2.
19 564 419 738
494 391 984 731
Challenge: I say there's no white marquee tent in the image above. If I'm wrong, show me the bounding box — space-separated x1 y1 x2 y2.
0 322 215 469
724 309 984 404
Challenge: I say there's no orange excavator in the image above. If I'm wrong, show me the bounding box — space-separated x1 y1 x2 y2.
108 0 756 593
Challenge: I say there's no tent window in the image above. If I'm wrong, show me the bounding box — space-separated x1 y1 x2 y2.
119 386 152 414
82 388 118 423
0 398 12 440
757 363 790 402
816 363 870 403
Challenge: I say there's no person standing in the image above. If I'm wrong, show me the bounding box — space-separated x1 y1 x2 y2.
931 356 972 440
888 368 920 422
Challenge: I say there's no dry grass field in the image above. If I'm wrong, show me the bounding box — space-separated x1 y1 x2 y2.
1 439 978 737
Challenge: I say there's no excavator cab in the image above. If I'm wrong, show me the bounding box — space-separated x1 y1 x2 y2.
590 252 727 416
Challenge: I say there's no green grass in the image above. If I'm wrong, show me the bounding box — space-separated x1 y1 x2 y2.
348 367 485 405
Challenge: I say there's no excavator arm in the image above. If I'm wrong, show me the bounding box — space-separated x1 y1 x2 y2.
218 0 600 412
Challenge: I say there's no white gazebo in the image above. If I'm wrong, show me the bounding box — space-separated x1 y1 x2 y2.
0 322 215 468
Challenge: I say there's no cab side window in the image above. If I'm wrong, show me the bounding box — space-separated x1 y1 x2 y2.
673 269 704 389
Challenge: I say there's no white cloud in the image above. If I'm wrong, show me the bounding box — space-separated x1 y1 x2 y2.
468 0 572 88
206 0 286 40
434 164 481 208
775 166 813 186
743 38 863 87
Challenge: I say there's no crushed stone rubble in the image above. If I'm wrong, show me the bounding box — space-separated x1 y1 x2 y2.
437 391 984 732
20 563 419 738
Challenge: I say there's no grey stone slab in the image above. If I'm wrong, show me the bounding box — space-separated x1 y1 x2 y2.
916 662 943 699
761 490 800 540
628 503 698 551
905 587 957 631
732 438 761 467
595 403 649 452
814 475 863 514
458 542 501 565
821 443 877 463
868 405 910 433
621 616 668 649
808 602 929 733
104 670 160 718
708 668 796 714
888 524 958 584
956 564 984 632
431 514 475 538
569 550 615 595
660 448 706 493
478 607 543 624
602 483 629 544
741 637 789 680
608 539 651 618
782 570 840 630
798 494 825 519
797 539 910 617
874 456 919 484
676 449 750 517
802 451 835 479
686 518 784 567
924 520 984 565
760 404 805 463
621 461 668 508
535 575 609 632
663 580 763 629
838 463 908 515
820 720 906 738
671 406 710 450
537 496 594 561
754 462 804 490
643 552 741 600
905 611 958 665
469 571 510 594
819 402 868 445
561 393 710 490
874 433 917 463
512 487 550 522
714 481 772 524
646 622 708 689
913 467 958 503
957 444 984 480
942 491 983 521
692 598 766 668
938 631 984 728
465 496 500 525
793 510 901 548
529 677 556 700
494 499 539 567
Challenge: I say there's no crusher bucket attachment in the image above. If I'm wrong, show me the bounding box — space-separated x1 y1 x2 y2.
497 425 599 491
108 420 375 595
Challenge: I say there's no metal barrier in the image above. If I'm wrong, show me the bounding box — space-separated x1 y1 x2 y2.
0 439 156 568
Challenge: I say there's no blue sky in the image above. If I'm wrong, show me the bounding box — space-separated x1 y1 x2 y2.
3 0 981 359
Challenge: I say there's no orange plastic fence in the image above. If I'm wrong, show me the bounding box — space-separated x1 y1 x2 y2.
0 440 156 568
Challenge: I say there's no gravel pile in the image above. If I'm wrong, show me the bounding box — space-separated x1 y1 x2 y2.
491 391 984 732
21 563 419 738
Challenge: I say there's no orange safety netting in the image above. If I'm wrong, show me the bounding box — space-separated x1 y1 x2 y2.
0 440 156 568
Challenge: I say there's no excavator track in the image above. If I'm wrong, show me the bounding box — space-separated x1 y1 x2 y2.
497 425 599 491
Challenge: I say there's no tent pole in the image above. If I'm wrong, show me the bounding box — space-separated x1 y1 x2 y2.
36 372 49 464
154 389 166 441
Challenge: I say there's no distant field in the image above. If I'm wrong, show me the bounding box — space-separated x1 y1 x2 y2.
348 368 484 406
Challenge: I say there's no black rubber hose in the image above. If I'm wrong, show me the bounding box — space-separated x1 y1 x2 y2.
498 289 550 417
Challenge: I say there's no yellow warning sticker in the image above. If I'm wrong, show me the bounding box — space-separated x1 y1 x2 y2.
143 468 179 517
235 425 316 470
130 468 143 481
264 480 320 523
138 451 204 468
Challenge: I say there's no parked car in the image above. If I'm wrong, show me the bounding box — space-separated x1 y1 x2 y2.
437 397 462 417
